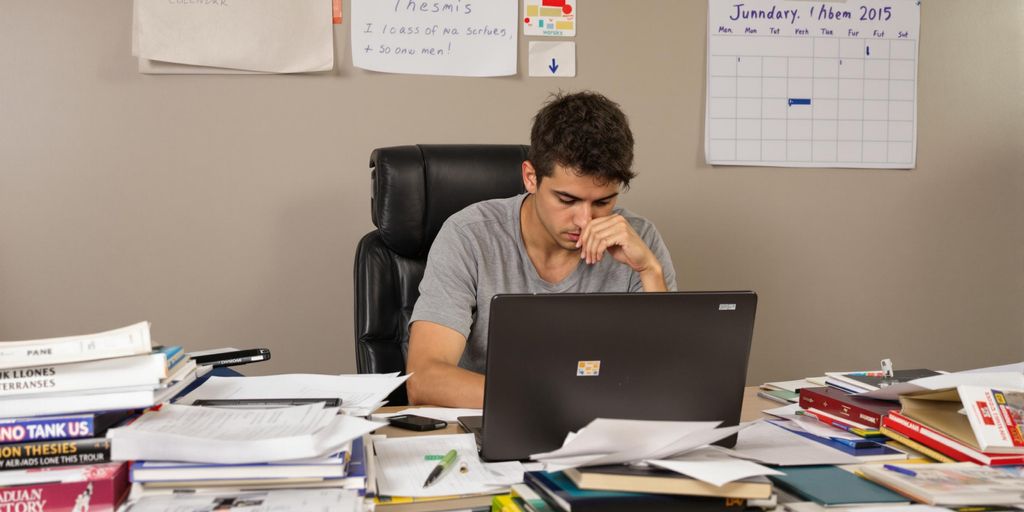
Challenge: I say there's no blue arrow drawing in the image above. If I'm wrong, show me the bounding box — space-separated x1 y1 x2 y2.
549 58 559 73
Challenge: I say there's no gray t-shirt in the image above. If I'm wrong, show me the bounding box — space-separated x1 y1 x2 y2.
410 193 677 373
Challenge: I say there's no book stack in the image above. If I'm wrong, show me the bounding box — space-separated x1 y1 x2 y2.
0 322 198 510
880 385 1024 466
104 401 382 505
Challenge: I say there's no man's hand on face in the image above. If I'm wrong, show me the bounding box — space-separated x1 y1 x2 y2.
576 214 661 274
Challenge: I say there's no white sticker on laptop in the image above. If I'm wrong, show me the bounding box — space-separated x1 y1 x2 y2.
577 361 601 376
719 304 737 311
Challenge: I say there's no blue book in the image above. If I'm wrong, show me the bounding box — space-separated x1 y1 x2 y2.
768 420 906 460
0 410 135 444
767 466 909 506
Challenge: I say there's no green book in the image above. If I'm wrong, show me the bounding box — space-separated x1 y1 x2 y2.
767 465 909 506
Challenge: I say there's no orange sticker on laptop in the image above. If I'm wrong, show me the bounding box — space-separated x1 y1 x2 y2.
577 360 601 376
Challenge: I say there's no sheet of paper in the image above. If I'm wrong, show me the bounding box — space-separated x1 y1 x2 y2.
108 404 384 463
649 447 782 487
351 0 517 77
374 407 482 423
705 0 920 169
963 361 1024 374
124 489 363 512
528 41 576 77
763 403 803 418
178 374 409 413
716 421 861 466
857 371 1024 401
373 434 522 498
532 419 721 460
763 378 821 392
531 419 737 471
522 0 576 37
133 0 333 73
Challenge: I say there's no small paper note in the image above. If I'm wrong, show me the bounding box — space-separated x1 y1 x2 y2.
529 41 576 77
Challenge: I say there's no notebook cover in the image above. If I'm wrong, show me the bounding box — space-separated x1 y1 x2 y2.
767 465 908 506
525 471 748 512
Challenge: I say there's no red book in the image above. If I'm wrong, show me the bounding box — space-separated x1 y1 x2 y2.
799 386 899 428
882 411 1024 466
0 462 129 512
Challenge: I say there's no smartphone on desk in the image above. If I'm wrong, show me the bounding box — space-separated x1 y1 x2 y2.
388 414 448 431
189 348 271 368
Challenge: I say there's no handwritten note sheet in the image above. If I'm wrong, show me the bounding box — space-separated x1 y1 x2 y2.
351 0 517 77
133 0 333 73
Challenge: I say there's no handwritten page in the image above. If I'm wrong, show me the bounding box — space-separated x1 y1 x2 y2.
705 0 920 168
374 434 522 497
351 0 517 77
133 0 333 73
523 0 576 37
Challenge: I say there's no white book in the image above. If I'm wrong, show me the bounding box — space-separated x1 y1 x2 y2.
957 385 1024 453
0 348 176 398
0 361 196 418
0 322 153 370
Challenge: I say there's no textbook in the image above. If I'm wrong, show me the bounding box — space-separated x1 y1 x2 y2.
799 386 900 429
0 462 130 512
0 321 152 370
0 360 197 418
901 385 1024 453
0 436 112 470
524 471 749 512
766 465 909 507
0 410 136 444
563 464 772 499
882 411 1024 466
857 462 1024 506
0 346 183 398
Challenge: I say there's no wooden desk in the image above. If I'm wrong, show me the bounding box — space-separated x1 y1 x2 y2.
374 385 776 438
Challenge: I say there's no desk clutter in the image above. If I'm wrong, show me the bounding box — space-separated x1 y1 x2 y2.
3 324 1024 511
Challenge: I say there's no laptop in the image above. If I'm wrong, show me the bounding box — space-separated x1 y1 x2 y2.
458 291 757 462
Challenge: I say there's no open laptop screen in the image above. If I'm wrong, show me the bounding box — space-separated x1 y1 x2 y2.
474 291 756 461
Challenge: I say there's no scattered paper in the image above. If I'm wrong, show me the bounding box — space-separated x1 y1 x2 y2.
762 404 803 418
528 41 576 77
716 421 861 466
351 0 517 77
762 378 823 393
373 434 522 498
178 373 409 415
522 0 576 37
648 447 782 487
124 489 363 512
373 407 482 423
108 403 384 464
133 0 333 73
857 371 1024 401
530 419 747 472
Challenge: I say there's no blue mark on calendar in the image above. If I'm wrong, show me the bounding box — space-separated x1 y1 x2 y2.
788 98 811 106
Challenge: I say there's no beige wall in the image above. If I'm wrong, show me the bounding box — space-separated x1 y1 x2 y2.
0 1 1021 383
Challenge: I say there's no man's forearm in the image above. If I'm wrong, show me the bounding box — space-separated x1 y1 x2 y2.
639 263 668 292
407 362 485 408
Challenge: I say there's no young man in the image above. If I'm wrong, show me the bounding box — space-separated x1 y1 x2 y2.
406 91 677 408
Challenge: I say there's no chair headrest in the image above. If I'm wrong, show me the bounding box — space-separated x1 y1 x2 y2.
370 144 528 258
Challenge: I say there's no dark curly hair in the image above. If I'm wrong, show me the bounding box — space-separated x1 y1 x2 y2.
528 91 636 188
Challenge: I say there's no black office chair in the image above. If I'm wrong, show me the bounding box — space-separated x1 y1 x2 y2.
353 144 528 405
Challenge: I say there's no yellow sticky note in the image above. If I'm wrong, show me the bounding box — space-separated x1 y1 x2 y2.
526 5 539 16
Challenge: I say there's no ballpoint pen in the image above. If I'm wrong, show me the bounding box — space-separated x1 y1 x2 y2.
423 449 459 487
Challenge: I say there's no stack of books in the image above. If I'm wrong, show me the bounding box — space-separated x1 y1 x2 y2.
881 385 1024 466
0 322 198 510
128 436 369 499
518 469 772 512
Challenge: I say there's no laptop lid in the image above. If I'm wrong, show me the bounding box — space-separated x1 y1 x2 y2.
477 291 756 462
